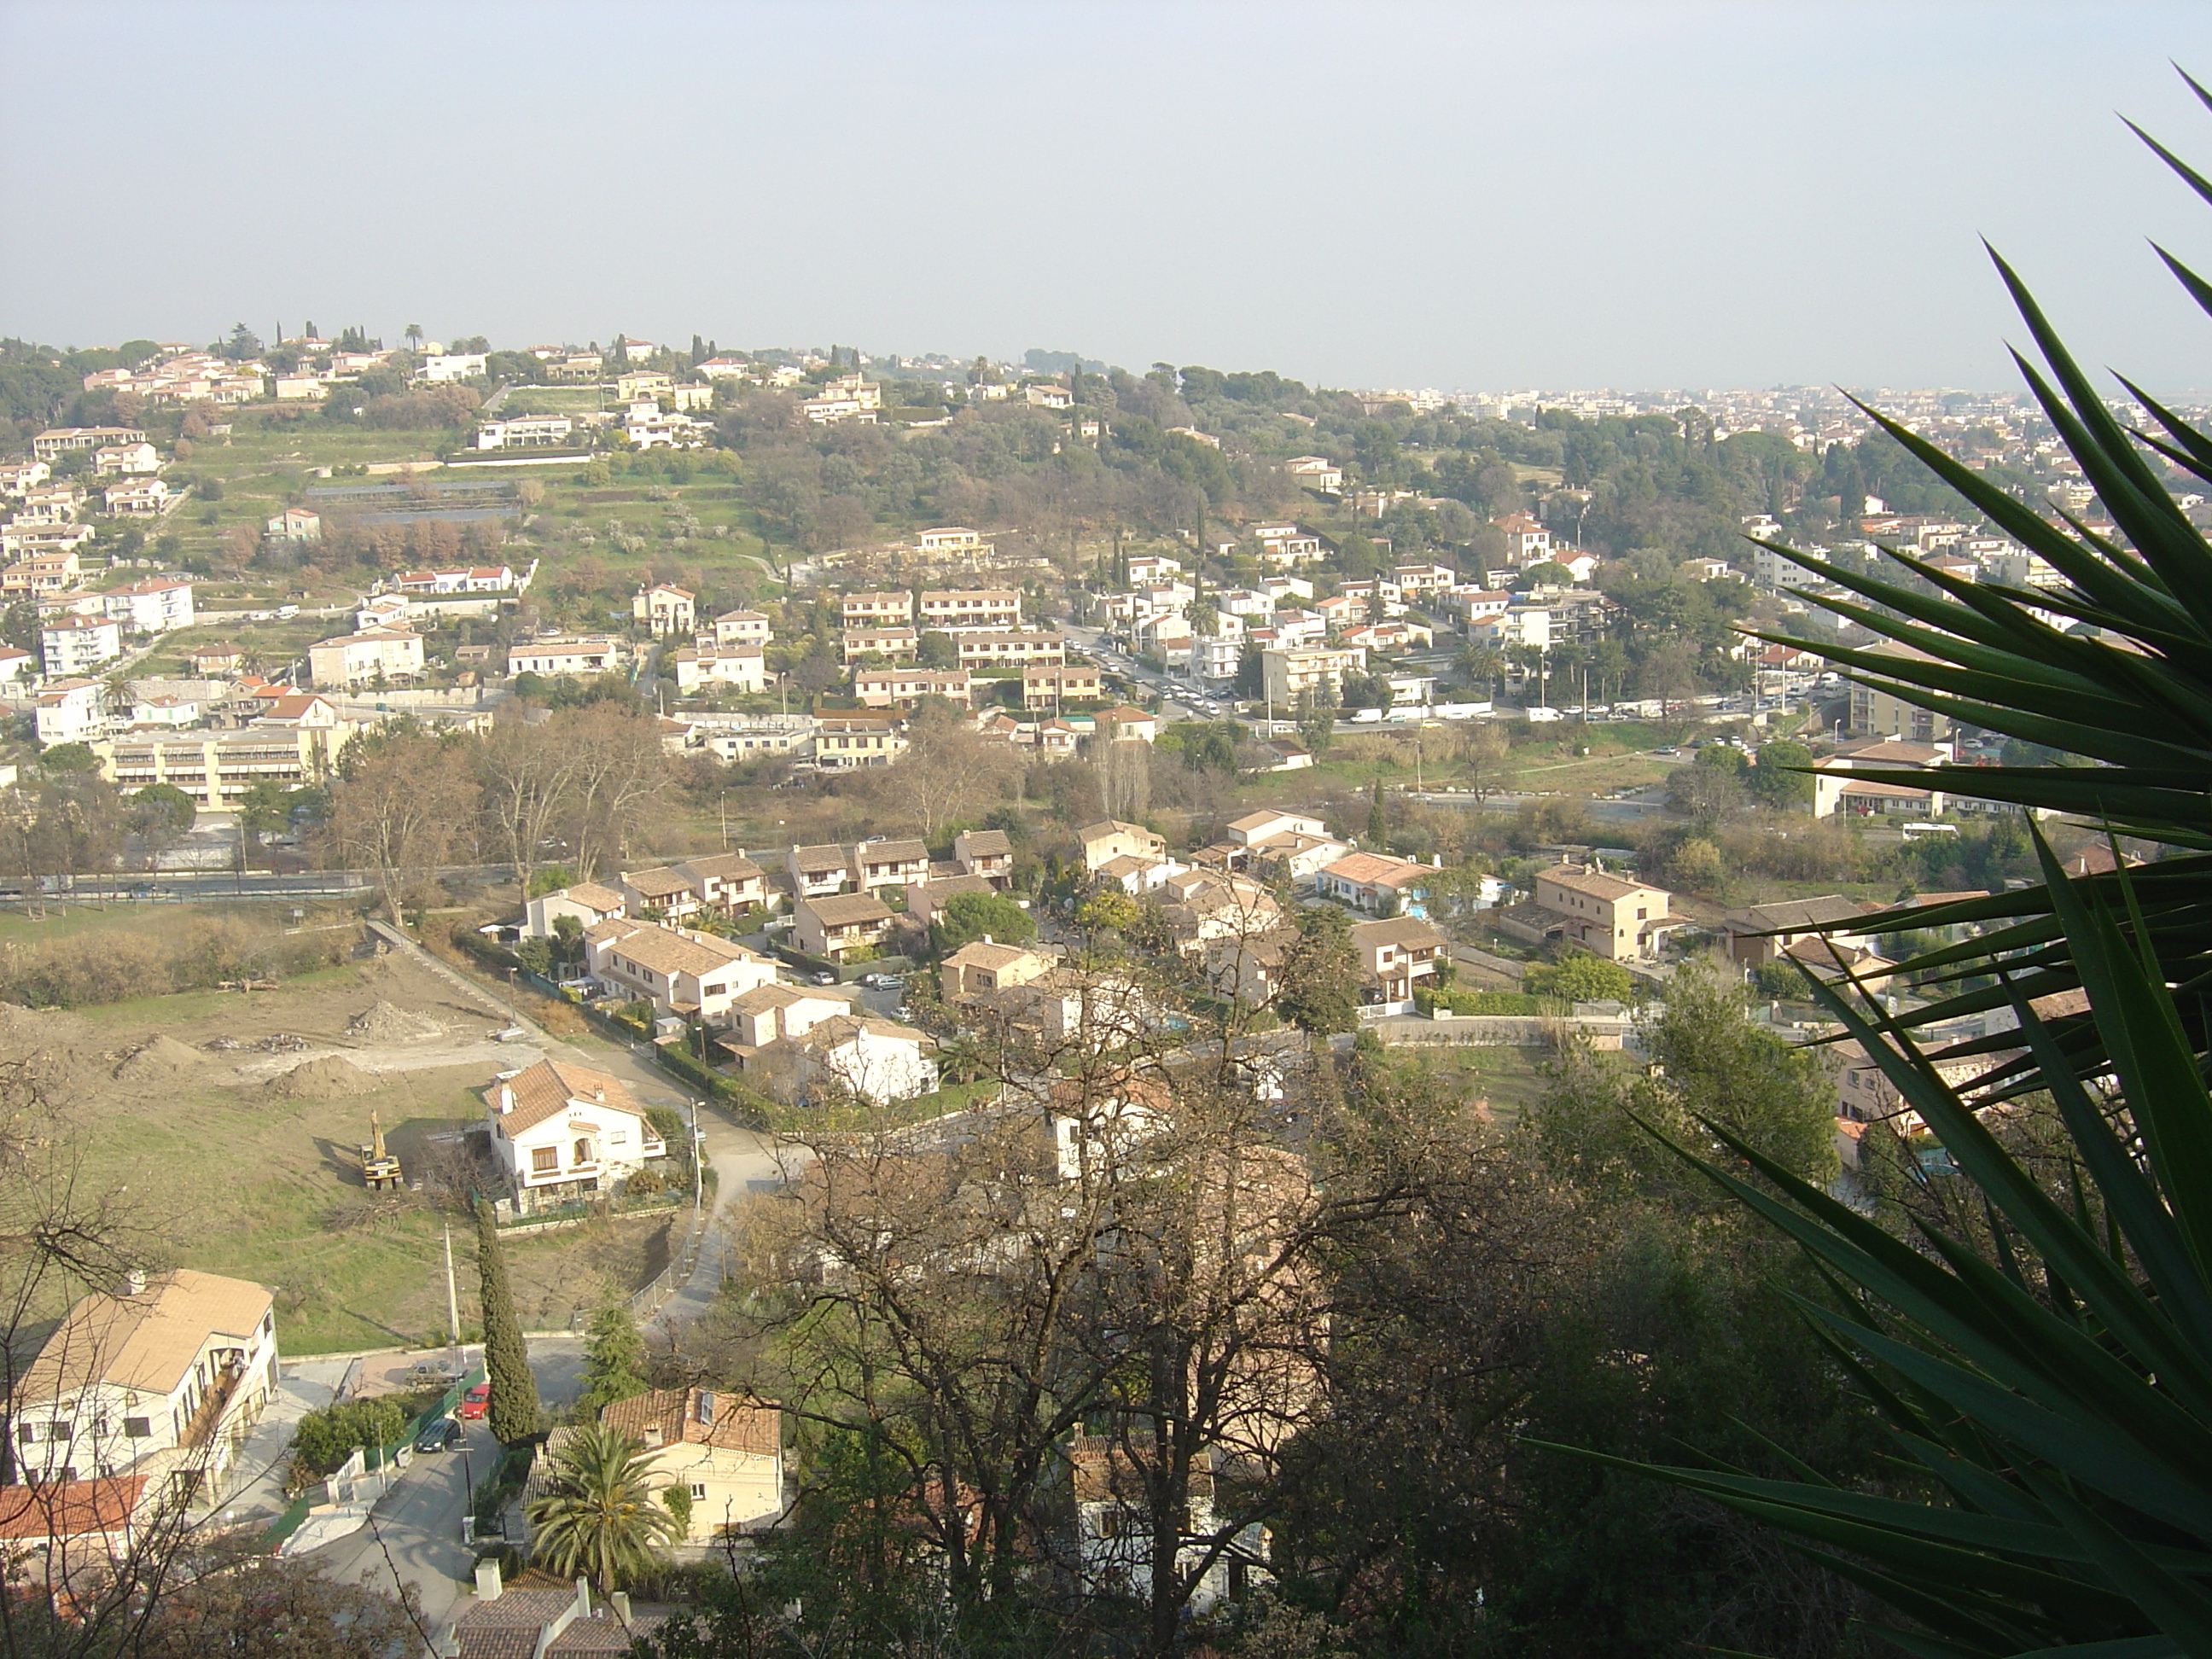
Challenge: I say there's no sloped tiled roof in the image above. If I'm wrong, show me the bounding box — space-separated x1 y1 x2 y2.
619 866 691 899
1540 864 1661 902
1729 894 1871 933
675 853 762 882
1321 851 1427 888
602 923 761 980
853 839 927 865
500 1058 641 1135
802 893 891 928
16 1271 271 1402
0 1477 147 1540
556 882 626 913
600 1386 779 1457
1350 916 1445 951
945 940 1044 973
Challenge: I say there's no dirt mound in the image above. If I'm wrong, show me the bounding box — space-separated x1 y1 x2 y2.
267 1056 377 1098
0 1003 102 1092
113 1035 207 1082
346 1000 441 1044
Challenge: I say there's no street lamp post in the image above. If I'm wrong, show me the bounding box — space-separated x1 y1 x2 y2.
460 1444 475 1542
690 1101 704 1232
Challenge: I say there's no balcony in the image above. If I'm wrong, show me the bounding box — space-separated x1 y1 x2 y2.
178 1359 246 1451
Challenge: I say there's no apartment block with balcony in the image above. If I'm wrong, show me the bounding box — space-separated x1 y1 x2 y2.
11 1269 278 1498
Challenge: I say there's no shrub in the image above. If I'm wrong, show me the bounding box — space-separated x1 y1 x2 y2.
288 1397 409 1489
1416 987 1549 1016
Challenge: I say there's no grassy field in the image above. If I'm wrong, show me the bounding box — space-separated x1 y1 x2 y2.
1388 1041 1558 1125
4 915 682 1354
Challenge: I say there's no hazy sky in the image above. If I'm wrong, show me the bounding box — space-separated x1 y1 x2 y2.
9 1 2212 392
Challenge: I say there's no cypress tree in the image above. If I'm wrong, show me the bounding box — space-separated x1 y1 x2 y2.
1368 776 1388 849
475 1197 540 1443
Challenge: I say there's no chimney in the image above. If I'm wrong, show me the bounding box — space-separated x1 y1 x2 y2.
497 1084 514 1115
474 1556 504 1600
123 1270 148 1297
593 1087 605 1103
573 1577 591 1619
610 1592 632 1624
642 1426 663 1448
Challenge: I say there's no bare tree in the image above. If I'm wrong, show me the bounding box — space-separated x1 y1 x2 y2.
862 707 1018 845
730 912 1405 1652
322 729 478 922
478 719 579 894
556 706 671 878
1457 720 1511 806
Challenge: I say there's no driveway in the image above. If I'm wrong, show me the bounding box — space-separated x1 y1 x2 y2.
304 1417 490 1627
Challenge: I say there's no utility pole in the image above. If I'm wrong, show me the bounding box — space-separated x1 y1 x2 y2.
443 1224 460 1348
690 1100 703 1233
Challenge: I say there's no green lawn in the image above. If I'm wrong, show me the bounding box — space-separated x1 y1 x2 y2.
1389 1041 1562 1126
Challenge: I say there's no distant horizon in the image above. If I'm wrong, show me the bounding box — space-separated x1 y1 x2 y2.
18 328 2204 407
9 3 2212 393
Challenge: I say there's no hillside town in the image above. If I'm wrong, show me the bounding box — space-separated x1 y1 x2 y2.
0 323 2179 1656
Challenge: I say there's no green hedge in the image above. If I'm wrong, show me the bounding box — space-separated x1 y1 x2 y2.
1416 987 1560 1016
452 926 521 972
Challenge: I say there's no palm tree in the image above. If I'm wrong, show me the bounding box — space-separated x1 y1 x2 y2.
523 1423 680 1592
403 322 424 349
1558 71 2212 1659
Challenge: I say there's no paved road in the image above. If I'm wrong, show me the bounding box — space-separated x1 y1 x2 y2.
307 1418 490 1629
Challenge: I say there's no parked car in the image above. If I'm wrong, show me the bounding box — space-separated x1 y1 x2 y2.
457 1383 491 1420
406 1358 461 1383
812 971 837 986
857 973 883 988
415 1418 463 1453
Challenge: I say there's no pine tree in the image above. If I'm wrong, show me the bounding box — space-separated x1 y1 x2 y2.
1368 776 1388 848
475 1196 540 1443
578 1305 650 1410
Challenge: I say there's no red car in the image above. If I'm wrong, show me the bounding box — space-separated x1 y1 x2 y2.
457 1383 490 1421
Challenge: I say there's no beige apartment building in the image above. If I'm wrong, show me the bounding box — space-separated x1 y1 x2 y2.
919 589 1022 632
1531 864 1673 962
1260 644 1366 706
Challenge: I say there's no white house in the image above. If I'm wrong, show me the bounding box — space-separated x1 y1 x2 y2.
583 918 779 1026
632 584 696 637
90 442 160 476
101 480 170 516
265 508 322 543
307 627 423 689
524 880 628 940
713 608 772 649
102 577 195 634
486 1057 667 1214
34 679 108 744
723 983 850 1053
11 1268 278 1495
754 1014 935 1106
506 636 620 676
41 614 123 675
624 402 709 448
669 644 765 694
1071 1435 1266 1615
474 415 574 451
414 352 487 383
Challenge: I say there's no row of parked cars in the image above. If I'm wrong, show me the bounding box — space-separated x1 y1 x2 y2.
407 1359 489 1452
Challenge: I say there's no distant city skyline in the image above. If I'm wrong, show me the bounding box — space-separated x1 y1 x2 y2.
9 3 2212 393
